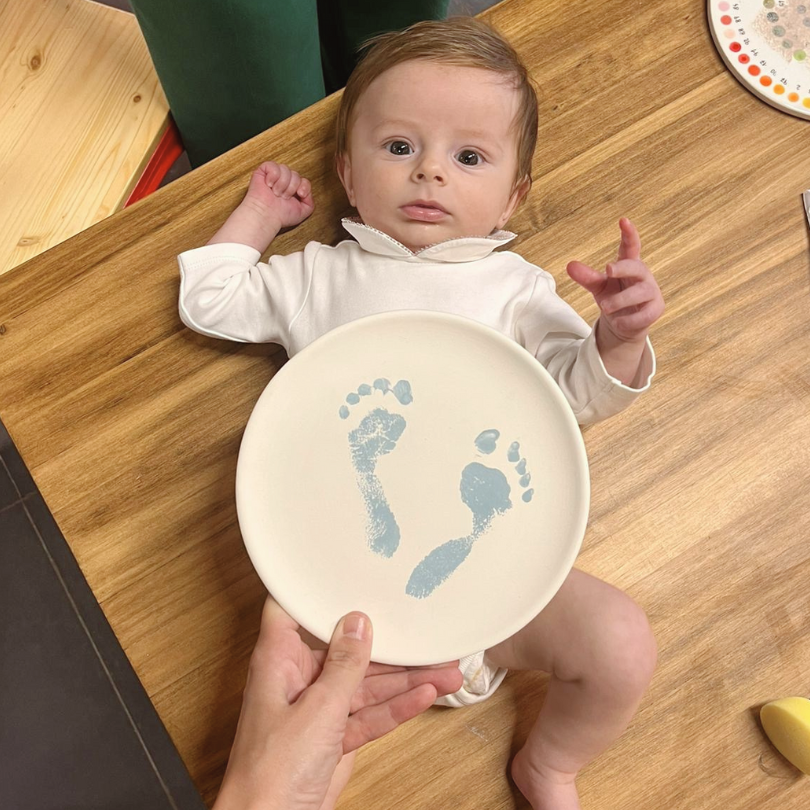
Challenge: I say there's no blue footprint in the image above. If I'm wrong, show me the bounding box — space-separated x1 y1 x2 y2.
343 379 412 558
406 430 533 598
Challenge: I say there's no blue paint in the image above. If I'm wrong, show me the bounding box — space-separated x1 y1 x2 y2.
461 462 512 532
348 408 406 557
507 441 520 463
392 379 413 405
346 392 360 405
474 429 500 455
363 377 414 405
358 384 372 396
522 488 534 503
339 405 350 419
406 462 512 599
520 472 531 487
516 458 527 475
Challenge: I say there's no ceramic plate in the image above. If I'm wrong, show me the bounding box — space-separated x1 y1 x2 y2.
236 311 589 665
708 0 810 120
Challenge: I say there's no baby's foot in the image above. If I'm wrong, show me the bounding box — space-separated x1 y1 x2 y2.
342 379 412 558
406 429 533 598
511 749 582 810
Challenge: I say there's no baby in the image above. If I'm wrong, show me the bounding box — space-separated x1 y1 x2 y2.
179 17 662 810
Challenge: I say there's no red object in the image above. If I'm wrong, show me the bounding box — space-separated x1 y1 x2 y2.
721 15 732 25
124 117 185 207
739 54 750 64
748 64 761 76
730 42 741 52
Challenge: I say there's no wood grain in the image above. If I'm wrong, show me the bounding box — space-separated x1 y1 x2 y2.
0 0 169 274
1 0 810 806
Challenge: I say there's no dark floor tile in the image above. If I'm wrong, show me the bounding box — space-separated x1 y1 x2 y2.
0 501 200 810
0 419 37 499
0 456 17 511
23 492 207 810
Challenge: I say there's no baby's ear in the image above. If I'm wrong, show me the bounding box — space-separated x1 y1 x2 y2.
497 176 532 228
336 153 355 206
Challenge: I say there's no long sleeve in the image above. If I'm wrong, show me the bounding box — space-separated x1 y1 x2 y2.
515 271 656 425
177 241 319 349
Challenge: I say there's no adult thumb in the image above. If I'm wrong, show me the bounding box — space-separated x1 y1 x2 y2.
315 613 373 700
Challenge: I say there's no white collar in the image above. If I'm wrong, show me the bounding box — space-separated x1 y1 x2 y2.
341 218 516 262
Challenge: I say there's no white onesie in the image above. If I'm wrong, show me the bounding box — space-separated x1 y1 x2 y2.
178 218 655 704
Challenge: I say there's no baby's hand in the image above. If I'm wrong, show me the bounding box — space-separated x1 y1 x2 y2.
243 161 315 231
566 218 664 344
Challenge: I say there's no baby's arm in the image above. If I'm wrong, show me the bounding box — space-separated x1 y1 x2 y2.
567 219 664 386
208 162 315 252
177 162 315 346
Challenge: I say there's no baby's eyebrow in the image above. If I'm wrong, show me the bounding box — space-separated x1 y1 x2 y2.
372 121 501 147
371 119 415 133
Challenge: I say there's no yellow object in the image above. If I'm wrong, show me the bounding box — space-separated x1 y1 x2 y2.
760 697 810 775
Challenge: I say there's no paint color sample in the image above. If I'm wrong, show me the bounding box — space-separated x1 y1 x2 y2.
709 0 810 120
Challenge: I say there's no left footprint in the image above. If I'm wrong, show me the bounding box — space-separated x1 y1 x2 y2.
342 379 412 558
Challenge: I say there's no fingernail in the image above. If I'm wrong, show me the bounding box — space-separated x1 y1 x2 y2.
343 613 369 641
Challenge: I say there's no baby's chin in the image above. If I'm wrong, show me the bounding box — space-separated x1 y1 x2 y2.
357 218 468 252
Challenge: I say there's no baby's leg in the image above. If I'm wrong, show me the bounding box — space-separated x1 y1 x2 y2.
487 569 657 810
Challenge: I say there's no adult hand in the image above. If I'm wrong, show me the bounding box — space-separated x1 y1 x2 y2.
566 217 664 344
213 597 463 810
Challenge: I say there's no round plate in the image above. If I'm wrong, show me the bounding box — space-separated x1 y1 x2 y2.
236 311 589 665
708 0 810 120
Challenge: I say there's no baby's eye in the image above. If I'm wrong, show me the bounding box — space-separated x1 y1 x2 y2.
387 141 412 155
456 149 482 166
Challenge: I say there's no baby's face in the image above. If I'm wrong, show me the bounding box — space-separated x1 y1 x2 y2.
338 60 527 252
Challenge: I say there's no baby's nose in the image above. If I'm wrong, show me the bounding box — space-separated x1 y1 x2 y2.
413 155 446 184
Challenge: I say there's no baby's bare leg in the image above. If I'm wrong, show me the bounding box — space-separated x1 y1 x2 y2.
487 569 657 810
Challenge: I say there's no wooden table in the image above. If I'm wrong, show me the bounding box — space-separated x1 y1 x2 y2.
0 0 169 274
2 0 810 806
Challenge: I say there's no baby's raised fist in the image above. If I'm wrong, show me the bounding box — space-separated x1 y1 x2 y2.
244 161 315 230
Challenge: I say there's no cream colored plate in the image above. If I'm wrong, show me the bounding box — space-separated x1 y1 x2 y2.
236 312 589 665
708 0 810 120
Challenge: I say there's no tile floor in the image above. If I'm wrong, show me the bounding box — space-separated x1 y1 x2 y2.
0 421 205 810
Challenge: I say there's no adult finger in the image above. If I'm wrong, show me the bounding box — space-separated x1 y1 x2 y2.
307 613 373 714
247 597 305 698
343 684 439 753
566 261 607 296
349 665 463 714
616 217 641 262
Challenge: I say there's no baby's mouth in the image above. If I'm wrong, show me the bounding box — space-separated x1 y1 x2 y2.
400 201 449 223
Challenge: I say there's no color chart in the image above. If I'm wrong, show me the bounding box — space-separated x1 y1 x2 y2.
708 0 810 120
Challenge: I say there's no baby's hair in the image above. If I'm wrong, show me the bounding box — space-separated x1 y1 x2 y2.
335 17 538 187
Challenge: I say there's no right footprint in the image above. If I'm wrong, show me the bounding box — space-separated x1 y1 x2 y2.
406 430 533 599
